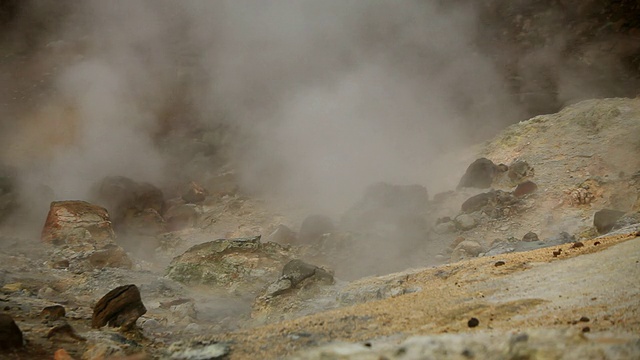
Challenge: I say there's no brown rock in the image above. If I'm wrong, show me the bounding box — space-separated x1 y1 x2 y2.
40 305 66 321
522 232 540 242
0 314 23 350
42 201 116 246
461 192 493 213
513 180 538 197
508 160 534 183
181 181 208 204
92 285 147 330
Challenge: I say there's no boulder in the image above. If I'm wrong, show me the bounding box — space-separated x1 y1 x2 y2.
166 236 294 293
456 158 500 189
93 176 165 233
593 209 625 234
41 201 132 271
42 200 116 246
92 284 147 330
594 209 626 234
451 240 484 261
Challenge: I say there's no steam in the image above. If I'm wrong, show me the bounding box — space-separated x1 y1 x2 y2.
0 0 638 222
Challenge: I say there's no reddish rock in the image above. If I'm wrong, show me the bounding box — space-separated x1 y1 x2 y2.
0 314 23 350
92 285 147 330
40 305 66 321
42 201 116 246
514 180 538 197
54 349 74 360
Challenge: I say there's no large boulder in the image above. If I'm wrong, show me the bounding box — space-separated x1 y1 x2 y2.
457 158 502 189
93 176 166 235
41 201 132 271
594 209 626 234
166 236 295 293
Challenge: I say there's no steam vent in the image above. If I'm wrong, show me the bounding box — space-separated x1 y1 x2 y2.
0 1 639 358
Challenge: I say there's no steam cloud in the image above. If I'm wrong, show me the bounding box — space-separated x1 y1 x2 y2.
0 0 637 221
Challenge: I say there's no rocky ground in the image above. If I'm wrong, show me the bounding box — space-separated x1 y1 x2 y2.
0 97 639 359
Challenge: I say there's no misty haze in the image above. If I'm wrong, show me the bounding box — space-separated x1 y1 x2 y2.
0 1 639 359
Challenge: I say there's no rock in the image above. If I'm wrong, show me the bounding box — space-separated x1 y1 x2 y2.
93 176 166 234
434 221 456 234
164 203 199 231
265 260 334 297
42 200 116 247
522 232 539 242
451 240 484 261
457 158 500 189
181 181 208 204
299 215 335 243
120 208 166 236
0 314 23 350
166 340 230 360
594 209 626 233
513 180 538 197
41 201 132 271
461 192 493 213
92 284 147 330
40 305 66 321
454 214 477 231
508 160 534 183
166 236 294 292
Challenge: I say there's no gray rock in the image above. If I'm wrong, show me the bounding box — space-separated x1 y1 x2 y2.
594 209 626 234
167 340 230 360
454 214 477 231
457 158 500 189
451 240 484 261
522 232 539 242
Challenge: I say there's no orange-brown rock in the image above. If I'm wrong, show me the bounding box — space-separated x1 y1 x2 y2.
42 201 116 246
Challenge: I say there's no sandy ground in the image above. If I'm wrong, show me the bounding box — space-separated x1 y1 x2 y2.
207 228 639 359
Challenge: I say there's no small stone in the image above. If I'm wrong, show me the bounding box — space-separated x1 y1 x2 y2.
579 316 590 322
508 160 534 182
522 232 539 242
582 326 591 333
552 249 562 257
570 242 584 249
40 305 66 321
167 340 230 360
513 180 538 197
494 260 506 267
0 314 23 350
467 317 480 328
92 284 147 330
